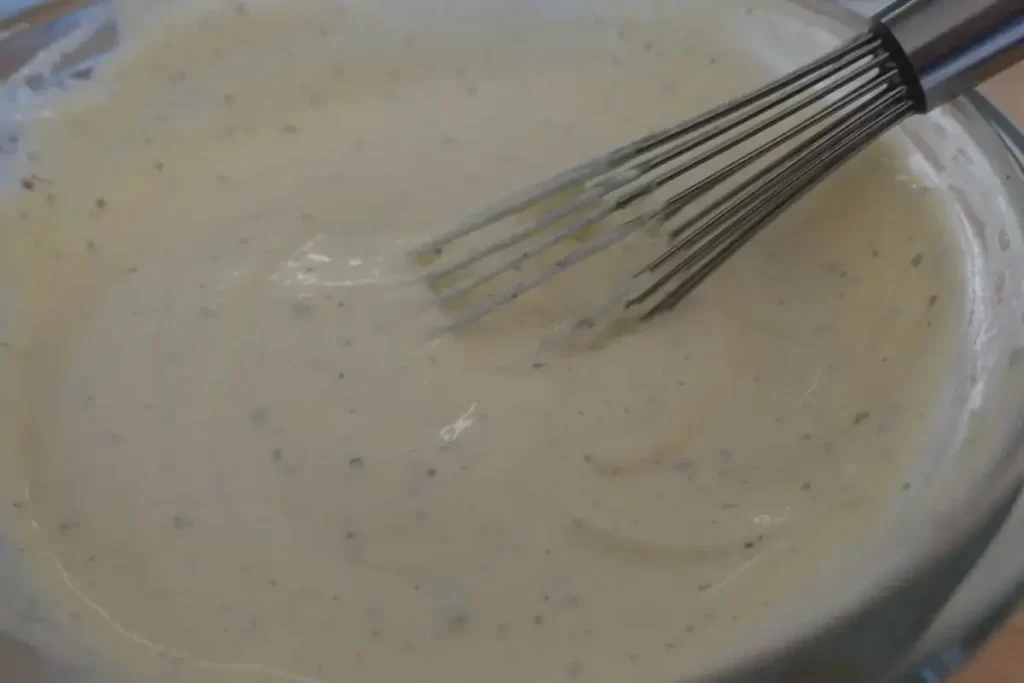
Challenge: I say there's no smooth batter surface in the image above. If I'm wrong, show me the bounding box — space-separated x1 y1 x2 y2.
0 1 971 681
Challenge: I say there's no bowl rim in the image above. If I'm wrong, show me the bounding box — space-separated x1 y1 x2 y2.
684 3 1024 681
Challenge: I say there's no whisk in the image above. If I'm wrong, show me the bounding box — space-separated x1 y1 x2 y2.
411 0 1024 334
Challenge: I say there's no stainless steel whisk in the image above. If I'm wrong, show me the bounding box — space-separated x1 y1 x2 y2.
411 0 1024 333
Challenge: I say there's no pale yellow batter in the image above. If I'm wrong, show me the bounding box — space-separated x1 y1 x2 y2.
0 1 973 681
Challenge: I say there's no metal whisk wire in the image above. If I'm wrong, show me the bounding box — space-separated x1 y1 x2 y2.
631 88 912 318
411 31 913 333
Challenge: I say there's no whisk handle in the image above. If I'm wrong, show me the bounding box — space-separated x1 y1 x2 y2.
873 0 1024 111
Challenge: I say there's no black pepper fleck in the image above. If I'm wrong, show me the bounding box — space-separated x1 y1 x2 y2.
199 304 221 319
20 178 34 191
999 229 1011 252
910 252 924 268
533 614 544 625
853 410 871 425
426 467 437 478
271 448 283 462
95 197 107 210
172 514 195 530
673 459 694 473
348 456 365 469
800 481 812 491
444 611 470 633
290 295 314 318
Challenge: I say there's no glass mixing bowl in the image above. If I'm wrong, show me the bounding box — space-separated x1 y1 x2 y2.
0 1 1022 682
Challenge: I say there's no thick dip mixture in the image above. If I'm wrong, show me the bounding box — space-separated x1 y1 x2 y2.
0 1 970 681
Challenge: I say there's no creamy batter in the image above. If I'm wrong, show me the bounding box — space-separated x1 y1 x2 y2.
0 1 973 681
